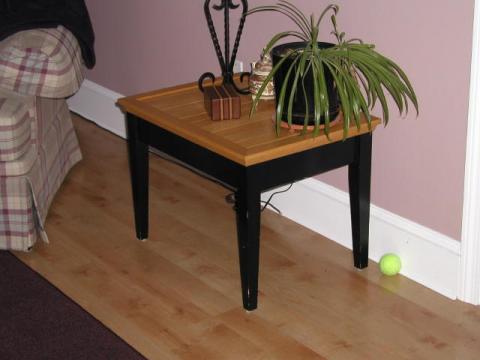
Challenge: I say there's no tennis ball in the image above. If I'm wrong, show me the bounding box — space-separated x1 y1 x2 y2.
379 253 401 276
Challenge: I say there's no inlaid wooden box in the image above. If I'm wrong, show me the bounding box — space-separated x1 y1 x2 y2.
203 84 241 121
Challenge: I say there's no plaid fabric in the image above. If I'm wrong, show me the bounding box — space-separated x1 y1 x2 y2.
32 98 82 224
0 175 37 251
0 146 37 178
0 98 82 251
0 90 33 162
0 25 84 251
0 26 85 98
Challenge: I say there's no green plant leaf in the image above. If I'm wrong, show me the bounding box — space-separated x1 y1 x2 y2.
348 45 418 113
311 52 331 138
324 60 352 138
284 57 301 127
316 4 339 28
247 5 310 38
378 53 419 114
278 0 311 36
347 47 417 119
353 67 372 107
311 57 322 136
356 61 390 125
262 31 306 57
300 72 310 135
287 45 311 128
276 55 300 134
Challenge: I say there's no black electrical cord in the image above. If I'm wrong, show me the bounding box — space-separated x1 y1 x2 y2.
261 200 283 215
225 183 293 215
260 183 293 214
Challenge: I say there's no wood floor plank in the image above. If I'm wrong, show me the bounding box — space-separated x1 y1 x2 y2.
13 114 480 360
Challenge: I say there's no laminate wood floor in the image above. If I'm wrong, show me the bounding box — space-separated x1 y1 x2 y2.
15 115 480 360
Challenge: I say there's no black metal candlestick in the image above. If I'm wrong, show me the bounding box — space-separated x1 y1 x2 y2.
198 0 250 94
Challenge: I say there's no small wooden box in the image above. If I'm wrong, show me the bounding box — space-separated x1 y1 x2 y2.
203 84 241 121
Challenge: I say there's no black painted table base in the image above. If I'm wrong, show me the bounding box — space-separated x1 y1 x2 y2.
126 113 372 311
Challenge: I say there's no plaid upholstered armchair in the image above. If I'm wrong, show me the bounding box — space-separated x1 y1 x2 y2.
0 26 85 251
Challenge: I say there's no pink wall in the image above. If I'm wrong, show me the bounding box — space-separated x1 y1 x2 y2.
85 0 474 240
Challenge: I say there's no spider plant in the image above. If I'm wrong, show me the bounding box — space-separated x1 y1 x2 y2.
247 1 419 137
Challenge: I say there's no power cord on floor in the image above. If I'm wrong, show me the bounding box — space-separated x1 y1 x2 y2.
261 183 293 214
224 183 294 216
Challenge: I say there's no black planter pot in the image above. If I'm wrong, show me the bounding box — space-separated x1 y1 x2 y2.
271 42 340 126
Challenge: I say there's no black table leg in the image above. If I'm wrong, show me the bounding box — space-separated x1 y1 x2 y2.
348 133 372 269
126 113 149 240
235 180 261 311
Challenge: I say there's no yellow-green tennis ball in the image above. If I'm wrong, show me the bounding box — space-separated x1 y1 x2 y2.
379 253 401 276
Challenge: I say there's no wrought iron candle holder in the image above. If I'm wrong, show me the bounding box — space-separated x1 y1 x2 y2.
198 0 250 94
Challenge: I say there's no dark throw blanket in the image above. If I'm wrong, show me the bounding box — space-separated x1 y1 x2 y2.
0 0 95 68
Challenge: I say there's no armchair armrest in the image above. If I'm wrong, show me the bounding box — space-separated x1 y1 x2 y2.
0 26 85 98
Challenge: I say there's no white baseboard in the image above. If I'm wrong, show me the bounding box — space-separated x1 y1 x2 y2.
67 79 126 138
262 179 461 299
69 80 462 300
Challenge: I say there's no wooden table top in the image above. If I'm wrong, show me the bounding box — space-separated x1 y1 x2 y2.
117 81 380 166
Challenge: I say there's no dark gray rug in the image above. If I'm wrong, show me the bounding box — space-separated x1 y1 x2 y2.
0 251 146 360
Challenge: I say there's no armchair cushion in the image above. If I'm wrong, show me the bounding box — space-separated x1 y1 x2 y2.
0 26 85 98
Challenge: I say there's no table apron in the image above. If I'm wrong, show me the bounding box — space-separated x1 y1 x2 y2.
248 139 357 192
136 116 360 192
140 118 244 189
